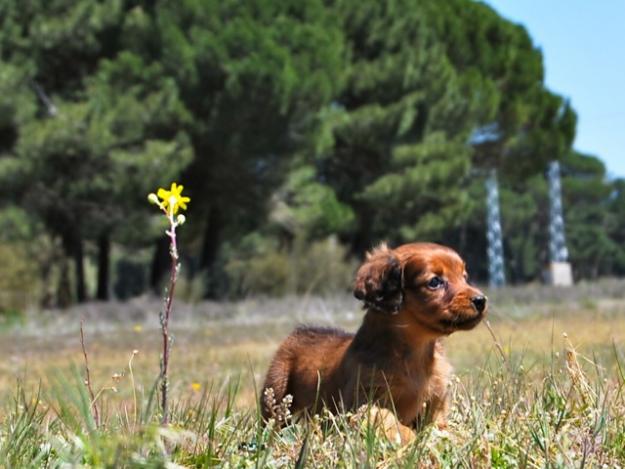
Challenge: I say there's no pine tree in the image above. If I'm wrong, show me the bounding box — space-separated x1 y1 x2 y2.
0 0 191 302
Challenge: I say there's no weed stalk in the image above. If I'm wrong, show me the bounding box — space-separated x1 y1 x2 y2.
80 317 99 428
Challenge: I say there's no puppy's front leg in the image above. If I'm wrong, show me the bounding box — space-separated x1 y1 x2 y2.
430 389 450 430
413 394 449 431
432 396 449 430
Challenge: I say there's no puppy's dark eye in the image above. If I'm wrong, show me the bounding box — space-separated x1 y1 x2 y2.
427 276 445 289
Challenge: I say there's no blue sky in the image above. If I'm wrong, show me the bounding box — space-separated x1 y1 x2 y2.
485 0 625 178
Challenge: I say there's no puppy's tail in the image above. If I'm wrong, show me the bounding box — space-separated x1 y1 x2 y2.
260 352 292 423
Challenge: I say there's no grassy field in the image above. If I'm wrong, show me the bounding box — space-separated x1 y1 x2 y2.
1 281 625 467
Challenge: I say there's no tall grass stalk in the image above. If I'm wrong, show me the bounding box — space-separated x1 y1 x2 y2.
79 318 99 428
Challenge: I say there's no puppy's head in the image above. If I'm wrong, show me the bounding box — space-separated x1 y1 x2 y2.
354 242 486 334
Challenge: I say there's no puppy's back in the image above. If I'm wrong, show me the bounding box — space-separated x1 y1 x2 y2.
261 326 353 420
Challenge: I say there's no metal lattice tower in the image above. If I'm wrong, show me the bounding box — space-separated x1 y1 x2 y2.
486 169 506 287
547 161 569 263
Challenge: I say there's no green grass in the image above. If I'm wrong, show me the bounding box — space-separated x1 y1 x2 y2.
1 290 625 467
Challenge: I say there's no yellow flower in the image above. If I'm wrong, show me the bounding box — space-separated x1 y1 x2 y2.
191 382 201 392
156 182 191 215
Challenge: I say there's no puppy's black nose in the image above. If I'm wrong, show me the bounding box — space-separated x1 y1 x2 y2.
471 295 487 313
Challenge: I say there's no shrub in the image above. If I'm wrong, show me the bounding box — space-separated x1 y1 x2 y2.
176 269 210 304
225 249 291 297
290 236 357 295
224 235 356 297
0 243 40 315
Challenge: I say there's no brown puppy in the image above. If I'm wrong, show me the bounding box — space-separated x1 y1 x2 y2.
261 242 487 430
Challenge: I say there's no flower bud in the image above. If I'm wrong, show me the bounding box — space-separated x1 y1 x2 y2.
148 193 159 205
177 214 186 225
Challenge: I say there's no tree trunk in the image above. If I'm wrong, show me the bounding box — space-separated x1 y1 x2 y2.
96 232 111 301
200 206 223 298
74 237 87 303
57 258 72 308
351 207 374 257
150 236 170 293
200 206 222 270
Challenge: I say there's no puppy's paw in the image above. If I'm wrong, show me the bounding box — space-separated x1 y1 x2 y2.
352 405 416 446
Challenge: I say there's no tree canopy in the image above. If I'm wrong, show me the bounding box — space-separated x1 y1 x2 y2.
0 0 622 306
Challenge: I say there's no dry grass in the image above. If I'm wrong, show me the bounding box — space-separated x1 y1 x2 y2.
1 283 625 466
3 289 624 402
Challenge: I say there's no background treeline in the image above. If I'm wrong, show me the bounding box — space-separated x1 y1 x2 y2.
1 0 624 311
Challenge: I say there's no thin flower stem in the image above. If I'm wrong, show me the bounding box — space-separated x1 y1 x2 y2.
160 210 179 425
150 187 188 426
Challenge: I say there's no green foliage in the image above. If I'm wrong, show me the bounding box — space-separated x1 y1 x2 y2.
500 175 548 282
312 0 579 258
318 0 481 248
562 152 625 278
150 0 346 263
270 165 355 239
2 54 192 238
431 0 577 173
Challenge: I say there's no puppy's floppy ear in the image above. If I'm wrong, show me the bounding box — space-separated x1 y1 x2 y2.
353 243 404 314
